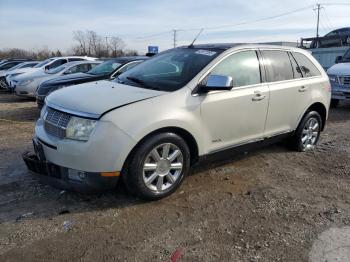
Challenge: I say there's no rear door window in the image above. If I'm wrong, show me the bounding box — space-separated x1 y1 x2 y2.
68 58 84 62
292 52 321 78
210 50 261 87
262 50 294 82
49 59 68 69
288 52 303 79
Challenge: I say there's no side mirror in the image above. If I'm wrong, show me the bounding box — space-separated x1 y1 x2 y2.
201 75 233 93
335 56 343 64
44 65 49 71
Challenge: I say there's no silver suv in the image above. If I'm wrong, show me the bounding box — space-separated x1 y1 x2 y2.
23 44 331 200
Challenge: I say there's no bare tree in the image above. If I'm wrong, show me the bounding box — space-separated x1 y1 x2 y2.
109 37 125 57
73 30 88 55
71 30 134 58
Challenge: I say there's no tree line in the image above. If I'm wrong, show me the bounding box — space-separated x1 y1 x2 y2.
0 30 138 60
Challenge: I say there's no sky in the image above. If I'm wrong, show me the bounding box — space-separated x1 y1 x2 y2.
0 0 350 54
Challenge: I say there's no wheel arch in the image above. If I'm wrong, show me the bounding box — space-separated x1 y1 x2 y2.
121 126 200 174
303 102 328 131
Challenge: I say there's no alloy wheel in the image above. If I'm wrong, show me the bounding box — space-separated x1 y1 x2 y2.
301 117 320 150
142 143 184 193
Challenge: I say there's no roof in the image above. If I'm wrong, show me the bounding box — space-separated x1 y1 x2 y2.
179 43 303 51
64 60 101 67
105 56 149 63
180 43 247 50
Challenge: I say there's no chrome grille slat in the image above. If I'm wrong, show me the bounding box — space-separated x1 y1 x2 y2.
44 108 71 139
339 76 350 86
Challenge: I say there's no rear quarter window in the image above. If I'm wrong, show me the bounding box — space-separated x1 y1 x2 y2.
292 52 321 78
262 50 294 82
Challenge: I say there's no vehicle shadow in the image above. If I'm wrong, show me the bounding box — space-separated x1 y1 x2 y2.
0 106 39 122
0 141 290 224
0 90 35 103
328 102 350 123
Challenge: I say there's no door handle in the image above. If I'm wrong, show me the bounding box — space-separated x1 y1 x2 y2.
298 86 308 92
252 91 266 101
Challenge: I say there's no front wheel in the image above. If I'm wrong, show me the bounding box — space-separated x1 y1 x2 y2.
123 133 190 200
290 111 322 152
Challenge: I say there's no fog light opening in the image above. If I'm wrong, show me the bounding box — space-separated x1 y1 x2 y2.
68 169 86 182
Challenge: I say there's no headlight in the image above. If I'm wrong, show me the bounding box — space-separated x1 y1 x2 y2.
66 116 97 141
328 74 339 83
19 79 34 86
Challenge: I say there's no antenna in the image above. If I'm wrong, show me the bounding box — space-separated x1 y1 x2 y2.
189 28 204 47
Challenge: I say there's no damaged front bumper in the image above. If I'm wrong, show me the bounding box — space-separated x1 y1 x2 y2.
22 139 119 193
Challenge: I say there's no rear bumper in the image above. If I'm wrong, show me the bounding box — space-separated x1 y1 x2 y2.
23 151 119 193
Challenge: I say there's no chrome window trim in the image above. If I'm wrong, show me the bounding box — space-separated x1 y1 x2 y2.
111 60 144 78
46 101 100 120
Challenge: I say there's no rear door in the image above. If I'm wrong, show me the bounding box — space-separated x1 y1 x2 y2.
261 49 311 137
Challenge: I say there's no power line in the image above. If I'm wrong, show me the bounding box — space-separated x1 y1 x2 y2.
182 5 314 32
120 4 315 44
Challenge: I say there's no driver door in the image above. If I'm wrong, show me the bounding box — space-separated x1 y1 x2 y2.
200 50 269 152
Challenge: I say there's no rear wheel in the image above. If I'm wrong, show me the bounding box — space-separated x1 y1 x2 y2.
123 133 190 200
290 111 322 152
330 99 340 108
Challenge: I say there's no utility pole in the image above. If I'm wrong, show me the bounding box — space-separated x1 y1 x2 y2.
173 29 177 48
314 3 322 38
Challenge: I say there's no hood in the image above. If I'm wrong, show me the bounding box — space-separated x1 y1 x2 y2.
41 72 96 86
46 80 166 118
327 63 350 75
12 67 40 75
13 69 47 81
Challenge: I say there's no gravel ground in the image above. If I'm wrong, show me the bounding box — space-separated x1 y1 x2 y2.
0 90 349 262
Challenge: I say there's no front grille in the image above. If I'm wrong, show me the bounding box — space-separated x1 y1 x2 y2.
0 76 9 89
339 76 350 86
44 107 71 139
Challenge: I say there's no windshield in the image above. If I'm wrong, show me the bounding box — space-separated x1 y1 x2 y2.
46 63 69 74
34 58 55 68
117 48 222 92
87 60 122 75
7 63 25 70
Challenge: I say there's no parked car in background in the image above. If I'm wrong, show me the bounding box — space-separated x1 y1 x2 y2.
327 48 350 107
23 44 330 200
13 61 101 98
36 56 148 108
310 27 350 49
0 59 31 72
0 61 39 89
6 56 96 89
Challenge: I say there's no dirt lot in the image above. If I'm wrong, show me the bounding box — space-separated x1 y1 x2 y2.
0 90 349 262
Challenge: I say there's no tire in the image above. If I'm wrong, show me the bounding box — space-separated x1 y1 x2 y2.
290 111 322 152
122 132 190 200
330 99 340 108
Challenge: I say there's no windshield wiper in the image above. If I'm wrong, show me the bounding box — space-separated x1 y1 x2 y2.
126 76 160 90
